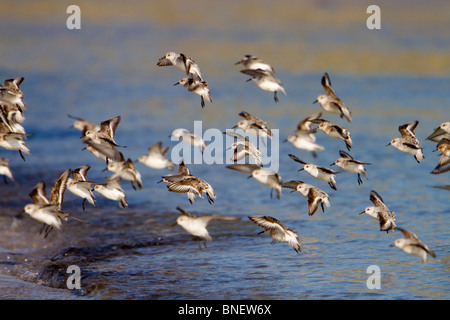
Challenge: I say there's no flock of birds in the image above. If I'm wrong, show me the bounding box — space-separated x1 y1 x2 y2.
1 52 449 264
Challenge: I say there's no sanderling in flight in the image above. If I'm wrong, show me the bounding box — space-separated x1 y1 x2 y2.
0 104 25 134
107 156 143 190
431 138 450 174
289 154 340 191
0 157 14 183
285 111 324 158
426 121 450 143
232 111 273 146
163 169 216 204
235 55 276 74
224 131 263 166
67 165 97 211
312 118 353 151
330 150 370 185
94 176 128 209
314 72 352 122
174 77 212 108
248 215 302 253
387 120 424 163
171 128 207 152
81 115 125 163
0 125 31 161
282 180 330 216
24 169 87 237
157 52 203 81
159 160 191 184
240 69 286 102
175 207 240 248
0 77 26 111
359 190 396 233
137 141 175 171
226 164 282 199
392 227 436 264
68 114 100 133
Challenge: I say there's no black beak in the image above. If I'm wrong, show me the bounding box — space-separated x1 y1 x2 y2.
386 142 391 147
298 168 304 172
313 99 318 104
173 82 180 86
358 211 365 215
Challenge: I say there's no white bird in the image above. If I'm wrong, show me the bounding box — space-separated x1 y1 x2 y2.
359 190 396 233
426 121 450 143
157 52 203 81
0 128 31 161
174 77 212 108
331 150 370 185
224 131 263 166
0 157 14 183
107 156 144 190
285 112 324 158
314 72 352 122
24 169 87 237
93 176 128 209
248 215 302 253
175 207 240 248
282 180 330 216
289 154 340 191
240 68 286 102
235 55 276 74
393 227 436 264
226 164 282 199
67 165 97 211
232 111 273 145
171 128 207 152
387 120 424 163
137 141 175 170
312 118 353 151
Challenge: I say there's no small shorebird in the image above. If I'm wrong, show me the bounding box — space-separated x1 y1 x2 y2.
282 180 330 216
107 156 144 190
175 207 240 248
426 121 450 143
248 215 302 253
159 160 191 184
392 227 436 264
359 190 396 233
137 141 175 171
226 164 282 199
67 165 97 211
81 115 125 163
431 138 450 174
165 174 216 205
312 118 353 151
68 114 100 133
0 157 14 183
171 128 207 152
387 120 424 163
232 111 273 146
289 154 340 190
0 125 31 161
0 77 26 111
235 55 276 74
157 51 203 81
94 176 128 209
285 112 324 158
174 77 212 108
331 150 370 185
224 131 263 166
314 72 352 122
25 169 87 237
240 68 286 102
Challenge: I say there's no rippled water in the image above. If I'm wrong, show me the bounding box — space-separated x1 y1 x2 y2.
0 1 449 300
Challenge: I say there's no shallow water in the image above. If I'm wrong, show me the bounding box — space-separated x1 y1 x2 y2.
0 1 449 300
